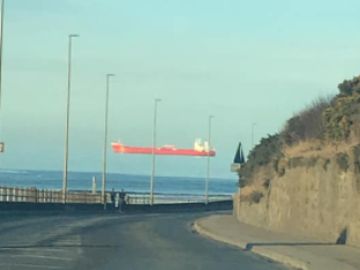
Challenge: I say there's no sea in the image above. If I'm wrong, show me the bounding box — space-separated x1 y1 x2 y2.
0 169 238 197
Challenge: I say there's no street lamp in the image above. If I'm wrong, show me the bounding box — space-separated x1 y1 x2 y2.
150 98 161 205
205 115 214 204
0 0 5 153
0 0 5 109
102 73 115 209
62 33 79 204
251 122 256 148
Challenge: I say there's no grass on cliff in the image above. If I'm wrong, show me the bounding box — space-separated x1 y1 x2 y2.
239 74 360 187
279 75 360 146
282 96 333 145
283 139 360 159
239 134 283 185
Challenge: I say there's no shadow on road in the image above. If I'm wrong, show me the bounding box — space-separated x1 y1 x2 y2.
0 244 121 249
245 241 340 251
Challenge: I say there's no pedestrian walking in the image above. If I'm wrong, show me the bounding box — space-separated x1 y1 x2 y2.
119 189 127 212
110 188 116 209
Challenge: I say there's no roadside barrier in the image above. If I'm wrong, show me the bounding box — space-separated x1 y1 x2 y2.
0 186 232 206
0 186 102 204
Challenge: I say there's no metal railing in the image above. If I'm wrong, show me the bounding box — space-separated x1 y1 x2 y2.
0 186 102 204
126 194 232 205
0 186 232 205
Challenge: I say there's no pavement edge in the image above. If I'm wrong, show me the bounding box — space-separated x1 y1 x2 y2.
193 218 309 270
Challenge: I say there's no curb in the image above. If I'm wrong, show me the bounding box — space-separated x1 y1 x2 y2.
193 219 309 270
193 219 248 249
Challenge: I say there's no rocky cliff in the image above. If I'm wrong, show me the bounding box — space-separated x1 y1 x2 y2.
234 75 360 247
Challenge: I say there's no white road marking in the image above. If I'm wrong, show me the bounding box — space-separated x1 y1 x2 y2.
0 263 64 269
8 254 73 261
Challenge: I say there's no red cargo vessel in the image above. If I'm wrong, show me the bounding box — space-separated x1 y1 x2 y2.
112 139 216 157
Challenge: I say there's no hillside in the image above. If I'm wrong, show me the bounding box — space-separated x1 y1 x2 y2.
234 75 360 247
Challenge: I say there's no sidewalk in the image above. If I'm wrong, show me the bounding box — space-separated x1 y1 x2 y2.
194 214 360 270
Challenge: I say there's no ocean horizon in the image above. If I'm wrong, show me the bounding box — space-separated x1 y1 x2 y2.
0 169 238 196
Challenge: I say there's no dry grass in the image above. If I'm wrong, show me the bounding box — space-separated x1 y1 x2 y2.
240 166 272 195
283 137 360 159
240 185 255 197
282 96 333 145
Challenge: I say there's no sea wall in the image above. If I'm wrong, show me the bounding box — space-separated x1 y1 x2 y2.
234 146 360 247
0 199 233 213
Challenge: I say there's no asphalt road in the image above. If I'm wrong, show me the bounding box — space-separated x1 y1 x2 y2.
0 211 288 270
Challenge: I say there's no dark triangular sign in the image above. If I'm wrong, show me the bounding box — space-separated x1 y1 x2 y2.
233 142 245 164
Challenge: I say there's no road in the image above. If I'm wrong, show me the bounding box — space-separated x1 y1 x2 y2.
0 211 288 270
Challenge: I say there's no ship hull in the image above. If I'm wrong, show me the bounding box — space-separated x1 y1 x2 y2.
112 143 216 157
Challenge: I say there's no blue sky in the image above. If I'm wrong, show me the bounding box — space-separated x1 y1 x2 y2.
0 0 359 178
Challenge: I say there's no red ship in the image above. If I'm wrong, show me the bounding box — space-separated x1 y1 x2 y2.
112 139 216 157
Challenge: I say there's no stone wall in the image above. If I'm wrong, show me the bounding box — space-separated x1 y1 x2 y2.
234 146 360 247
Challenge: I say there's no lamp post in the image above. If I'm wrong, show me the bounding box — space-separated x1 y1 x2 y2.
0 0 5 154
205 115 214 204
251 122 256 148
62 34 79 204
102 73 115 209
150 98 161 205
0 0 5 109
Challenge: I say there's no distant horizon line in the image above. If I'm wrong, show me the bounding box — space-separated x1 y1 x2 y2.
0 168 236 181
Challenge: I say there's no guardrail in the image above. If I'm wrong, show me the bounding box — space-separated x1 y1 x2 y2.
126 194 232 205
0 186 232 206
0 186 102 204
